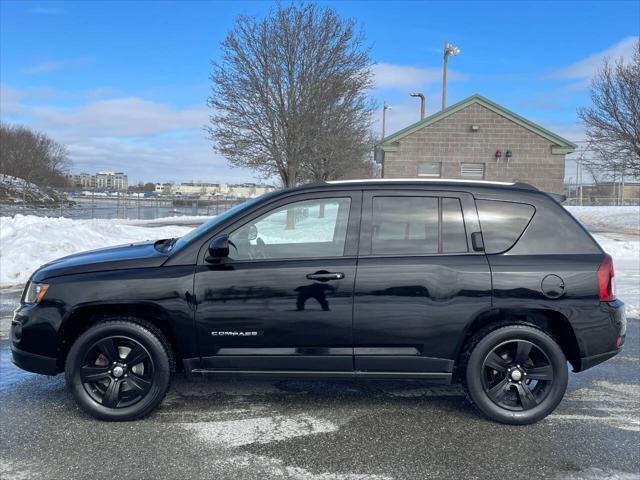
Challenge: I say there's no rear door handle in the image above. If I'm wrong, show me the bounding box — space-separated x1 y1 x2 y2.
306 271 345 282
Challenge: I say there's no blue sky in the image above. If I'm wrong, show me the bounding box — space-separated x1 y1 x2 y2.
1 1 638 184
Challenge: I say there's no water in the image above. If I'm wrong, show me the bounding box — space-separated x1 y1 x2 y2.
0 197 245 220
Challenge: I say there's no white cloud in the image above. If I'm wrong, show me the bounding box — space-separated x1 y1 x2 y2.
0 85 25 116
0 86 261 183
24 57 93 75
30 97 209 137
373 63 464 89
552 36 638 80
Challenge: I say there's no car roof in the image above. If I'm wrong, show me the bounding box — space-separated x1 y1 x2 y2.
282 178 540 194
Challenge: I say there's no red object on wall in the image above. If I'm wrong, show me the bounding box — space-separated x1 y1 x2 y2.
495 149 503 160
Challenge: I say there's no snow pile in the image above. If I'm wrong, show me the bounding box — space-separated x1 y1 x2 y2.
566 206 640 234
0 215 191 287
0 174 63 205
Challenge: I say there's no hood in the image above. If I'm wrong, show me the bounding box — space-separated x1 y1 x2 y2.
31 240 170 282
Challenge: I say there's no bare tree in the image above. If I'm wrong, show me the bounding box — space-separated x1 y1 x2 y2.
207 2 375 188
0 123 71 186
578 40 640 180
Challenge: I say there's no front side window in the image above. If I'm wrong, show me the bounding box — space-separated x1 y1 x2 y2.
228 198 351 260
371 196 469 255
417 162 441 177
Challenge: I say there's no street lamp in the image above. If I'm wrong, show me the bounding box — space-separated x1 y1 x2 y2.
442 40 460 110
382 101 391 139
410 92 426 120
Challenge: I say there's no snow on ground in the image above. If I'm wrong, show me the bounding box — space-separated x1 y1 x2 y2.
566 206 640 234
0 215 191 287
1 207 638 318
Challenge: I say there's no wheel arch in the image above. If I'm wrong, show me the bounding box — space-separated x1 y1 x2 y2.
456 308 581 373
57 302 183 372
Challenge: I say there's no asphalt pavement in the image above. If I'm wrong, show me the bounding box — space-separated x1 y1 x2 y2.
1 287 638 480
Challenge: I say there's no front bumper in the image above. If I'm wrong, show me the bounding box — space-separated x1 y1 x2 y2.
11 345 58 376
11 300 62 375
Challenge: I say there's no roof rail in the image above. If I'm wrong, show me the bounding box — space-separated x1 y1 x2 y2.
326 178 539 190
327 178 514 185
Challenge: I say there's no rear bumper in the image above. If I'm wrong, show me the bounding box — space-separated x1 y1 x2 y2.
11 346 58 376
579 347 622 371
576 299 626 372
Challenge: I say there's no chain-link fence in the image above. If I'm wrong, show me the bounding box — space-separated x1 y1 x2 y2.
563 182 640 206
0 191 249 220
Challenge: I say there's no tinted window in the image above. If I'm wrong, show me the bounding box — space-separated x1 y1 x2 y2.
442 198 468 253
372 197 438 254
228 198 351 260
371 196 469 255
508 201 600 255
476 200 535 253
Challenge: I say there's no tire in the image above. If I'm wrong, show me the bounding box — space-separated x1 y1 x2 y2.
462 324 568 425
65 319 173 421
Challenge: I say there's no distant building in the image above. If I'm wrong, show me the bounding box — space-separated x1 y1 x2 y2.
154 183 174 194
69 171 128 191
377 94 577 194
174 182 276 197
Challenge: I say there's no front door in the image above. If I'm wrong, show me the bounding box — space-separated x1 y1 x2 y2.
194 192 361 372
353 190 492 377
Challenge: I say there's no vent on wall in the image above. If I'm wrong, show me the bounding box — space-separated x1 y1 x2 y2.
461 163 485 179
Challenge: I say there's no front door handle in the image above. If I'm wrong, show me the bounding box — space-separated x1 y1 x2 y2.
306 271 345 282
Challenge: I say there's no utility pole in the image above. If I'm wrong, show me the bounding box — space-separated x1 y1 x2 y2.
620 159 626 206
442 40 460 110
410 92 426 120
382 101 391 139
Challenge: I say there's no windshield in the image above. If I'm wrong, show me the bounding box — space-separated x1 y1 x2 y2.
170 195 268 252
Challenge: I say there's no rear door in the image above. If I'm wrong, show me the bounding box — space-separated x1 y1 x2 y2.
353 189 492 377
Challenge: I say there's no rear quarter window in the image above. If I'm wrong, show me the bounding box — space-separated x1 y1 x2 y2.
476 200 535 254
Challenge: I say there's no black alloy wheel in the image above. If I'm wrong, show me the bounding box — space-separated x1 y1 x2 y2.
66 320 172 421
463 324 568 425
80 336 154 409
481 339 554 411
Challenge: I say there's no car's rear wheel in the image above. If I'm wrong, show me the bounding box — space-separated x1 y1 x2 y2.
463 324 568 425
65 320 172 421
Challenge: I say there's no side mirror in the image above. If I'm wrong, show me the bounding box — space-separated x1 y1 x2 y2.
206 234 230 262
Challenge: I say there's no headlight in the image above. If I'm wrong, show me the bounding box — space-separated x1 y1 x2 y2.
24 282 49 304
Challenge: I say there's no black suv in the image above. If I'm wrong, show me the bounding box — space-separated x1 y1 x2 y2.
11 180 626 424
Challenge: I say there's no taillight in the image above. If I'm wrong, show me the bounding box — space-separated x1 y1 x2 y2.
597 254 616 302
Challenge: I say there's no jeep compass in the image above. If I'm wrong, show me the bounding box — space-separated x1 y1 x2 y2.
11 179 626 424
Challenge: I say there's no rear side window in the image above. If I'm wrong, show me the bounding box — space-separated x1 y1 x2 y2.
476 200 535 254
371 196 468 255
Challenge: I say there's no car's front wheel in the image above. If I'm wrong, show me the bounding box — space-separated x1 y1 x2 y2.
463 324 568 425
65 319 173 421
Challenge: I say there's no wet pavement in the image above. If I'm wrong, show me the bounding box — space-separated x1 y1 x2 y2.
0 287 638 480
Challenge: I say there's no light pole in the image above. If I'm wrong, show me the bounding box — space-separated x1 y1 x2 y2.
442 40 460 110
382 101 391 139
410 92 425 120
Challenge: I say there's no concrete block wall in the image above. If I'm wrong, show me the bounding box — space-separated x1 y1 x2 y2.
383 103 566 193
